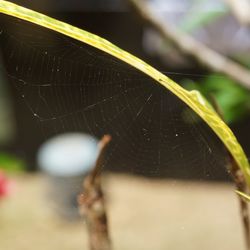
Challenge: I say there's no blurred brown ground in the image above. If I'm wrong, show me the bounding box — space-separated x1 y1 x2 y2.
0 174 245 250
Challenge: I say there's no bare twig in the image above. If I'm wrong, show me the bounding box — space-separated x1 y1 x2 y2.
229 154 250 250
128 0 250 90
78 135 112 250
224 0 250 26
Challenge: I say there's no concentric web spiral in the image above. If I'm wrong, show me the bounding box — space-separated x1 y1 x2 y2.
0 14 229 180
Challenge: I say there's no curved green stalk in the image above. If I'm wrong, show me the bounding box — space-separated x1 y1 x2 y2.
0 1 250 184
236 191 250 201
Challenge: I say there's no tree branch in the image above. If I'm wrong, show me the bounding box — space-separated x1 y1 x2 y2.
224 0 250 26
78 135 112 250
128 0 250 90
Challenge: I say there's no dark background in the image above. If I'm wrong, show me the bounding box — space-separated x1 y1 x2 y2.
1 0 249 180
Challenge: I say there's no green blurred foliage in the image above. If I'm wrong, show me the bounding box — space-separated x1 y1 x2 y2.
179 0 227 33
183 75 250 124
179 10 225 33
0 152 26 173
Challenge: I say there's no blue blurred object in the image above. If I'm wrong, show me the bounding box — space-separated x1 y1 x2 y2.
38 133 98 177
37 133 98 220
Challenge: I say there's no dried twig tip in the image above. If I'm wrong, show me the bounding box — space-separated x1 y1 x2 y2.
99 135 111 149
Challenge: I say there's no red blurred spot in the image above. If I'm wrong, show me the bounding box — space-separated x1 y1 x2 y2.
0 171 13 198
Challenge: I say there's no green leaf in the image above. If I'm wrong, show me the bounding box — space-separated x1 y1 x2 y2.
0 152 26 173
183 75 250 123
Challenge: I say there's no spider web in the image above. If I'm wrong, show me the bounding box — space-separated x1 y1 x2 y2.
0 14 229 180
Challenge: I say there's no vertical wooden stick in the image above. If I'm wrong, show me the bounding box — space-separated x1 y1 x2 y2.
229 154 250 250
78 135 112 250
210 96 250 249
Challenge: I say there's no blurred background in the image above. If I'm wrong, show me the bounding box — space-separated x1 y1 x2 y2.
0 0 250 249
